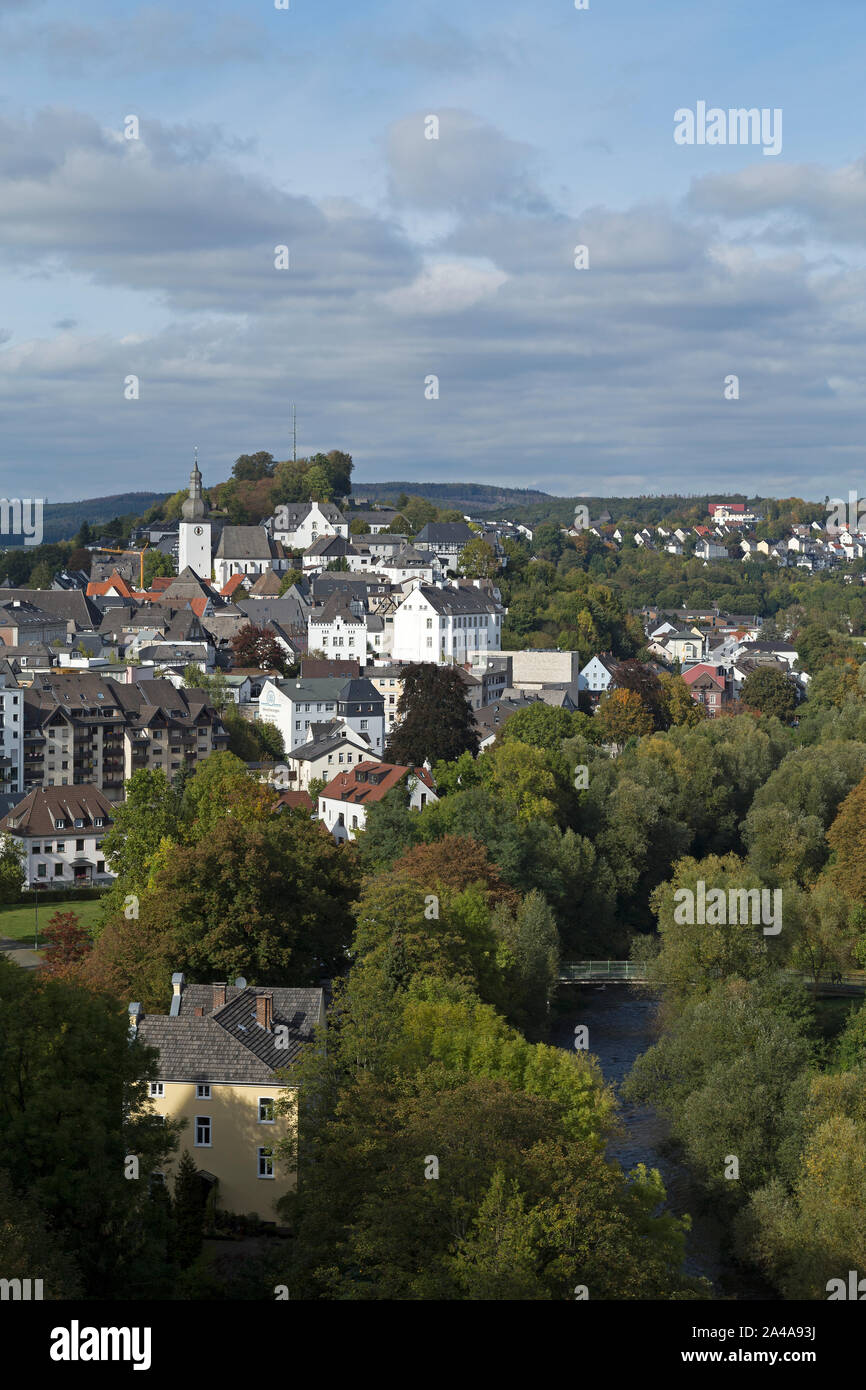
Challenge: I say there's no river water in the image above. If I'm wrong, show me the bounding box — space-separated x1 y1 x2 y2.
554 986 776 1300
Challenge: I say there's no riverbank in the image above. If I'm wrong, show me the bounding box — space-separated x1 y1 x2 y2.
554 987 776 1300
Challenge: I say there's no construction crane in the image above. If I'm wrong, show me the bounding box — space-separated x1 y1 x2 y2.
96 542 150 589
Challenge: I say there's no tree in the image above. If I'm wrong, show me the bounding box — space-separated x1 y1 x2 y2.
596 688 654 744
231 623 289 673
498 702 583 752
740 668 798 721
28 561 54 589
481 740 559 825
233 451 275 482
826 772 866 905
142 549 175 587
42 911 93 977
304 465 331 502
611 660 668 730
89 812 360 1004
0 956 181 1297
0 833 24 903
385 663 479 764
458 537 498 579
173 1151 205 1268
98 770 183 922
658 670 706 727
349 518 370 535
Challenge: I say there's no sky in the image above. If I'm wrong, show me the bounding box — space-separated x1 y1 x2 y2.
1 0 866 501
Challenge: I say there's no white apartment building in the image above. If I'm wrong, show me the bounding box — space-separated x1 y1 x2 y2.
307 593 365 656
259 675 385 755
271 501 349 551
0 672 23 796
391 583 504 665
0 785 116 887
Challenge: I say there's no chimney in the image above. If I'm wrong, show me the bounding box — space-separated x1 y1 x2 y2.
256 992 273 1032
171 971 184 998
194 1006 204 1017
212 981 227 1010
128 1002 143 1038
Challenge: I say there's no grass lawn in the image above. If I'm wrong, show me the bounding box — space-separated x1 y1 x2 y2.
0 897 104 943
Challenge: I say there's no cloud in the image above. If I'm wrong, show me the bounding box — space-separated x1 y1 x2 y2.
0 105 865 497
0 111 419 310
687 156 866 243
0 4 276 73
386 110 552 215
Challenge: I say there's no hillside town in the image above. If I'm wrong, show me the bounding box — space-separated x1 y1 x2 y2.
4 459 866 1313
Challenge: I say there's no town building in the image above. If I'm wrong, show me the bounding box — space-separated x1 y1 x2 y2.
132 976 325 1218
1 785 115 886
391 582 504 664
318 761 437 841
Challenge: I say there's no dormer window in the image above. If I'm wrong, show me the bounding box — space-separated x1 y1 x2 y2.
54 819 65 830
74 818 84 829
95 817 105 828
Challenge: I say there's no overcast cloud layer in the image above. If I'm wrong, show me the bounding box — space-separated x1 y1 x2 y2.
0 0 864 501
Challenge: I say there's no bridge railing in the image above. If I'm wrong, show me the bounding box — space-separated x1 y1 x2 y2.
559 960 646 982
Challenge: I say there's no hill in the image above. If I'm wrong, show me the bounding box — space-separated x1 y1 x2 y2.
0 492 169 548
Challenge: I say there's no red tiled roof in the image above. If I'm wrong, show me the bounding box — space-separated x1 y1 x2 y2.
220 574 247 598
274 789 313 812
86 572 134 598
682 664 725 689
321 760 435 805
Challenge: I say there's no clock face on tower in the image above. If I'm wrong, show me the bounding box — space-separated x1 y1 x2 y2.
194 526 203 536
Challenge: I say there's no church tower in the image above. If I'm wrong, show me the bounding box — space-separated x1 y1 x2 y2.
177 453 212 579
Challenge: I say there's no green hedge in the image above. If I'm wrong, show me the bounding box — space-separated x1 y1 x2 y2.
14 886 108 907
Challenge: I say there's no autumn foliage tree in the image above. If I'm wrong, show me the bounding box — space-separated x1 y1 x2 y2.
42 911 93 977
596 688 655 744
231 623 290 673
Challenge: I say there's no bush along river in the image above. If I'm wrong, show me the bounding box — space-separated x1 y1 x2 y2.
554 986 776 1300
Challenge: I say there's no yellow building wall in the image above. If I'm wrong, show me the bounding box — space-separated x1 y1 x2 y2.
152 1081 297 1220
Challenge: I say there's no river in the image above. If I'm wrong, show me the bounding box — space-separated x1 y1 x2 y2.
554 986 776 1300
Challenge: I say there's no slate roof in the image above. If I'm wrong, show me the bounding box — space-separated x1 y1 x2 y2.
273 502 346 531
216 526 283 561
2 785 114 836
407 584 504 616
137 983 325 1080
310 592 364 626
414 522 474 547
0 588 101 630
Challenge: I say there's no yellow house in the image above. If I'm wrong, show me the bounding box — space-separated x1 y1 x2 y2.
131 974 325 1219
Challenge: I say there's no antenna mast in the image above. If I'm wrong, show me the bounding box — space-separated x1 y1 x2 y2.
292 403 296 464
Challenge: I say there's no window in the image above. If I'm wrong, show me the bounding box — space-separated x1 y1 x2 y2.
195 1116 211 1147
426 618 432 629
97 860 105 873
53 863 63 877
95 817 104 828
54 819 64 830
76 839 84 851
360 720 368 731
31 845 40 854
37 863 46 878
258 1147 274 1178
258 1097 274 1123
196 1084 211 1099
74 818 84 829
148 1082 164 1098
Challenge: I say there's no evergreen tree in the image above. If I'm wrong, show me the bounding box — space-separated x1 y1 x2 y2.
173 1151 205 1268
385 663 479 764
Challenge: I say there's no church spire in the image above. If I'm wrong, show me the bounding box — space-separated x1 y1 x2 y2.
182 447 208 520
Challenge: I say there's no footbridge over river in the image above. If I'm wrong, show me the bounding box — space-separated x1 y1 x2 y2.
559 961 866 997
